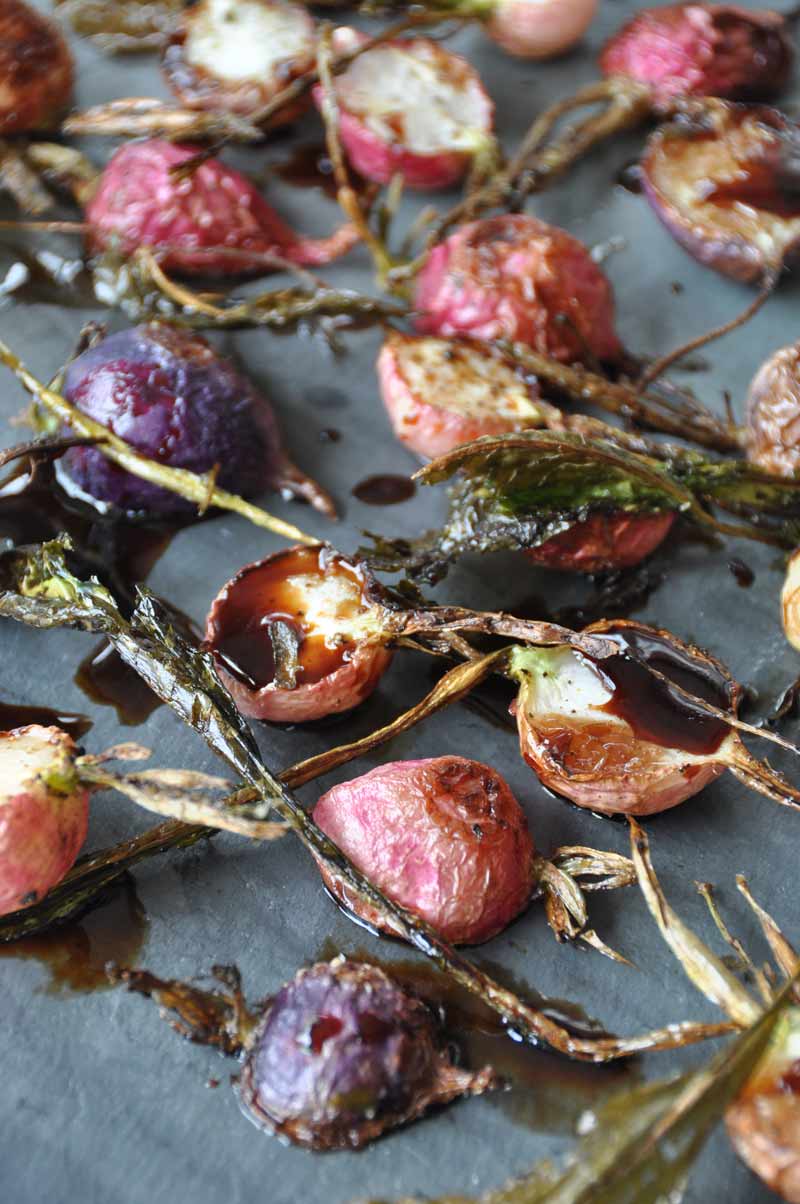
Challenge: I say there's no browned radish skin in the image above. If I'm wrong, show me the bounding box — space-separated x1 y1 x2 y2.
0 726 88 915
313 756 534 944
162 0 317 126
205 545 393 723
524 511 676 573
377 332 543 459
726 1012 800 1203
414 214 623 364
746 340 800 477
510 620 737 816
600 5 793 112
640 103 800 285
0 0 73 135
485 0 597 60
313 30 494 191
239 957 496 1149
782 550 800 653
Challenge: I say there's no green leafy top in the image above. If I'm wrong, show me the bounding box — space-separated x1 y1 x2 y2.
364 432 800 582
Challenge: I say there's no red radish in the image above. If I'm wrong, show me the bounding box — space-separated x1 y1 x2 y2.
640 103 800 285
313 756 534 944
205 544 393 723
85 140 358 276
0 0 73 135
782 550 800 653
508 618 799 817
600 5 793 111
0 725 88 915
524 510 675 573
377 331 543 459
726 1011 800 1203
313 29 494 190
483 0 597 60
162 0 317 125
746 340 800 478
414 214 623 365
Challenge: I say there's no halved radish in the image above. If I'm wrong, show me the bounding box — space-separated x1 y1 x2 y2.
162 0 317 125
314 29 494 190
377 331 543 459
205 545 393 723
0 725 88 915
746 339 800 478
524 510 675 573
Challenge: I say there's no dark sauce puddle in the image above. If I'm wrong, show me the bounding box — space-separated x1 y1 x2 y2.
352 474 416 506
0 878 147 994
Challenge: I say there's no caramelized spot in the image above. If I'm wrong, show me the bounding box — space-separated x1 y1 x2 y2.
210 546 368 691
309 1014 343 1052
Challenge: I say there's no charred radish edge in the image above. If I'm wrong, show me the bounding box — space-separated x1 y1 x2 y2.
362 848 800 1203
0 337 319 544
362 430 800 584
0 538 735 1062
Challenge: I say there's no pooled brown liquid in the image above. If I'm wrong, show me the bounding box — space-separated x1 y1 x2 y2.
0 878 147 994
593 625 734 755
352 475 416 506
75 640 161 726
0 700 92 740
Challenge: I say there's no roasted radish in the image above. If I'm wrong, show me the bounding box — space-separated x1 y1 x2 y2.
0 0 73 135
640 102 800 285
600 4 793 112
61 323 334 518
314 29 494 190
162 0 317 124
313 756 534 944
746 339 800 478
782 551 800 653
205 544 393 723
114 956 495 1149
0 725 88 915
85 140 358 275
414 215 623 364
377 331 543 459
510 618 800 816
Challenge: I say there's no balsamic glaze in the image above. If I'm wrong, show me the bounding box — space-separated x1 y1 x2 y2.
352 475 416 506
0 700 92 740
592 625 734 755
